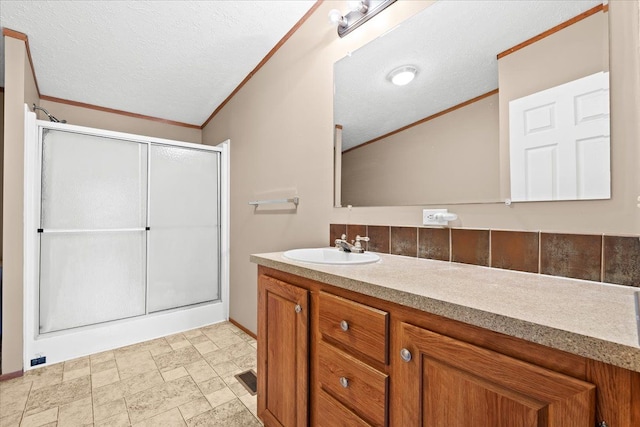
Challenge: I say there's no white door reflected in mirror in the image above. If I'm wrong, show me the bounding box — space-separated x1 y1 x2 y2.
509 71 610 202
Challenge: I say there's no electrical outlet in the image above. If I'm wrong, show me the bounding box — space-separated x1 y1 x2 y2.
30 356 46 366
423 209 448 226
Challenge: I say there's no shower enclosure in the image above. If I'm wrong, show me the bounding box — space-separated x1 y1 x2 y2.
23 108 229 367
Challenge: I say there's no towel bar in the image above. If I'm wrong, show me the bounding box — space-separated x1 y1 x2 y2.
248 197 299 207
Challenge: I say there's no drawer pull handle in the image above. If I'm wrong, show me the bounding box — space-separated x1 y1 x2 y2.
339 377 349 388
295 304 302 313
400 348 412 362
340 320 349 331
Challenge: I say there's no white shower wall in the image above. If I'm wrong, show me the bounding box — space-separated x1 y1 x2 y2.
23 108 229 368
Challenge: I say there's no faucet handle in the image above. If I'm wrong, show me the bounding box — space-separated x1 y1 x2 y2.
341 234 347 240
354 235 370 250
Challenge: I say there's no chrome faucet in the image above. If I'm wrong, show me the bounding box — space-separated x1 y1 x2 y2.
334 234 370 253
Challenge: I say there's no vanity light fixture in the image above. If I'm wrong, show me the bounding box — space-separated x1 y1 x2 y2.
388 65 417 86
328 0 397 38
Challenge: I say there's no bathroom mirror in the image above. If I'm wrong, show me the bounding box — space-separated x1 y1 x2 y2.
334 0 609 207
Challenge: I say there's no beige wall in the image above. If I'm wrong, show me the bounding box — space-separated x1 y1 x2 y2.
342 93 500 206
498 11 609 198
0 90 5 261
203 1 640 334
40 99 201 144
2 36 40 374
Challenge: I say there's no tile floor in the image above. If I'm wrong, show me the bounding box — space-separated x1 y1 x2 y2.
0 322 261 426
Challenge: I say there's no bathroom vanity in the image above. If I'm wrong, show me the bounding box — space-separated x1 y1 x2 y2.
252 251 640 426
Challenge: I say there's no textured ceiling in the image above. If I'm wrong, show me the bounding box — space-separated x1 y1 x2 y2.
335 0 604 151
0 0 315 126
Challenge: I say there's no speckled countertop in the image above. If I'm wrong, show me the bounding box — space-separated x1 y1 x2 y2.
251 251 640 373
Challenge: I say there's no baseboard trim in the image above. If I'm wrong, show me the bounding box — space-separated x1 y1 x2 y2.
0 369 24 382
229 318 257 340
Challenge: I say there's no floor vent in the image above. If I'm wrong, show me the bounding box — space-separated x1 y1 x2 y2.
235 369 257 396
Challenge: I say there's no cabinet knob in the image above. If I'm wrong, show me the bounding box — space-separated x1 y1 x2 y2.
340 320 349 331
339 377 349 388
598 422 609 427
400 348 412 362
294 304 302 313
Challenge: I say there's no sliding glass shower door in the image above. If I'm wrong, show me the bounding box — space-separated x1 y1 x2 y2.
39 130 147 333
147 144 220 312
38 130 221 334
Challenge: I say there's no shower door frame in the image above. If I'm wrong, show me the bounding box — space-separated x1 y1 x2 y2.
23 108 230 368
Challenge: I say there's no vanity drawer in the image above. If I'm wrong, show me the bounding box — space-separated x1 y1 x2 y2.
317 389 372 427
317 341 388 427
318 291 388 364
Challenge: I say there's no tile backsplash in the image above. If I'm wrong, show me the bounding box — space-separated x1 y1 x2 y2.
329 224 640 288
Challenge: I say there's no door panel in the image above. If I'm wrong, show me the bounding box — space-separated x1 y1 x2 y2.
396 322 595 426
509 71 610 201
258 275 309 427
39 129 147 332
147 145 220 312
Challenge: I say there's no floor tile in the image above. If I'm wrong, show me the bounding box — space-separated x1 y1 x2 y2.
64 358 90 372
63 366 91 382
25 364 64 391
178 397 212 421
91 359 117 374
0 412 23 427
193 340 218 356
211 361 239 376
204 386 236 409
58 396 93 426
203 349 234 367
146 340 173 357
186 334 210 346
187 399 261 427
24 376 91 416
125 376 202 424
233 354 257 371
183 329 204 340
115 351 158 380
208 333 244 349
153 346 202 373
228 380 249 398
0 381 32 417
92 368 121 389
165 335 191 351
161 367 189 383
20 407 58 427
95 412 130 427
197 377 226 396
92 370 163 407
239 393 257 415
132 407 186 427
93 398 128 423
90 351 115 365
185 360 217 384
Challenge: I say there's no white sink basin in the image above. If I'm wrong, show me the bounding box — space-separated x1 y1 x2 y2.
283 248 380 265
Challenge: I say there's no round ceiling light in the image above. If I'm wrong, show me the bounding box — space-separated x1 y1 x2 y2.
388 65 417 86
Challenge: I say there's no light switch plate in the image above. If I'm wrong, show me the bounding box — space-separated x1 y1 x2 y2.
422 209 448 226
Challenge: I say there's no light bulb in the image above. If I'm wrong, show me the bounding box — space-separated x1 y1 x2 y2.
328 9 346 26
347 0 368 13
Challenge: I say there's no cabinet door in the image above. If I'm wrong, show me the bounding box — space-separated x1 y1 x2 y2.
395 322 595 427
258 275 309 427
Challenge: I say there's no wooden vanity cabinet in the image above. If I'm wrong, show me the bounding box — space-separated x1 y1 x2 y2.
258 274 309 427
257 266 640 427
